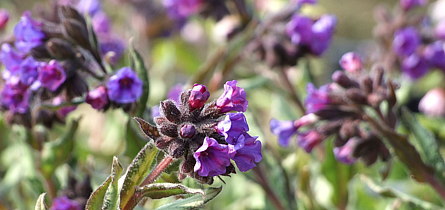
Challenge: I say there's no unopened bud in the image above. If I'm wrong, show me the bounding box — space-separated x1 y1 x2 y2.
346 88 368 104
339 52 363 73
332 71 358 88
46 38 76 60
419 88 445 117
62 19 90 49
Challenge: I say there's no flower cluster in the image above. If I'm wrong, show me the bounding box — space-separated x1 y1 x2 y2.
163 0 230 22
248 3 337 67
271 52 393 165
0 7 142 127
137 81 262 184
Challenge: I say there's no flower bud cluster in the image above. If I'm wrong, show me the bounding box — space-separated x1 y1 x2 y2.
271 52 395 165
138 81 262 184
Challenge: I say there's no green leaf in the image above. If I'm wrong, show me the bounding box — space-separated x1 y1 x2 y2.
86 176 112 210
34 193 48 210
138 183 203 199
119 143 159 209
400 107 445 181
102 157 124 210
129 45 149 117
41 118 80 177
361 175 443 209
155 187 222 210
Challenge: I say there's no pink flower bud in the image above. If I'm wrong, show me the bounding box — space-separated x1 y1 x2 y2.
339 52 363 73
419 88 445 117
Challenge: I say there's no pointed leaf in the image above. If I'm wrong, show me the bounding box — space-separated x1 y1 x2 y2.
34 193 48 210
138 183 203 199
155 187 222 210
119 143 159 209
129 46 149 117
133 117 160 140
102 157 124 210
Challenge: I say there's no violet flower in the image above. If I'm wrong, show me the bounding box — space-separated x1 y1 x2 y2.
435 20 445 40
305 83 331 114
76 0 101 16
401 53 429 79
16 56 40 86
167 84 184 102
92 11 111 34
38 60 66 91
107 67 143 103
163 0 203 20
86 86 109 110
193 136 231 177
51 196 82 210
0 44 24 74
400 0 427 11
229 133 262 172
297 130 324 152
393 27 420 56
339 52 363 73
286 14 314 46
334 138 358 164
424 41 445 71
0 81 30 114
0 9 9 30
310 14 337 56
216 80 248 113
270 119 298 147
13 11 45 53
217 112 249 146
100 35 125 65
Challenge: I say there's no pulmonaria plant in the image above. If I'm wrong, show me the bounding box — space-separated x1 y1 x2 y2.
271 52 395 165
137 81 262 184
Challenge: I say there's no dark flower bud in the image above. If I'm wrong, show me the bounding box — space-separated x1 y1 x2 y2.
59 6 87 26
65 74 88 99
160 100 181 123
62 19 90 49
346 88 368 104
46 38 77 60
332 71 358 88
179 124 196 138
360 76 373 94
30 44 51 59
159 122 178 138
339 120 359 140
367 93 385 107
314 106 358 120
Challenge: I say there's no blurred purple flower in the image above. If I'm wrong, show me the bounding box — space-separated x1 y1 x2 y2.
339 52 363 73
229 133 262 172
163 0 203 19
393 27 420 56
107 67 143 103
167 84 183 102
424 41 445 71
13 11 45 53
216 80 248 113
294 0 317 5
0 81 30 114
286 14 314 46
193 136 231 177
15 56 40 86
401 53 429 79
38 60 66 91
297 130 323 152
217 112 249 146
0 43 24 77
100 35 125 65
86 86 109 110
400 0 427 11
92 11 111 34
435 20 445 40
270 119 297 147
305 83 331 114
51 196 82 210
77 0 101 16
0 9 9 30
334 138 358 164
310 14 337 55
188 84 210 109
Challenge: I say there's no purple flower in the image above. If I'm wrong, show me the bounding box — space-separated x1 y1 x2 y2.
297 130 323 152
163 0 203 19
100 35 125 65
305 83 331 114
52 96 77 118
51 196 82 210
193 136 231 177
16 56 40 86
216 80 248 113
13 11 45 53
107 67 143 103
86 86 109 110
286 14 314 46
38 60 66 91
270 119 297 147
333 138 358 164
339 52 363 73
435 20 445 40
92 11 111 34
0 81 30 114
180 124 196 138
400 0 427 11
217 112 249 146
76 0 101 16
310 15 337 56
229 133 262 172
188 84 210 110
294 0 317 5
393 27 420 56
0 43 24 73
0 9 9 30
167 84 184 102
424 41 445 71
401 53 429 79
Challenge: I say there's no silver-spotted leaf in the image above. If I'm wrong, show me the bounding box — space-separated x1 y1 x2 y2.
102 156 123 210
155 187 222 210
138 183 203 199
34 193 48 210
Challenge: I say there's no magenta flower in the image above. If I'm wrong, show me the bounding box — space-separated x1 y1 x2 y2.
38 60 66 91
188 84 210 109
229 133 262 172
339 52 363 73
286 14 314 46
334 138 358 164
0 9 9 30
216 80 248 113
92 11 111 34
51 196 82 210
13 11 45 53
270 119 297 147
107 67 143 103
193 137 231 177
401 53 429 79
305 83 331 114
86 86 109 110
393 27 420 56
400 0 427 11
0 81 30 114
297 130 324 152
310 15 337 56
435 20 445 40
217 112 249 146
